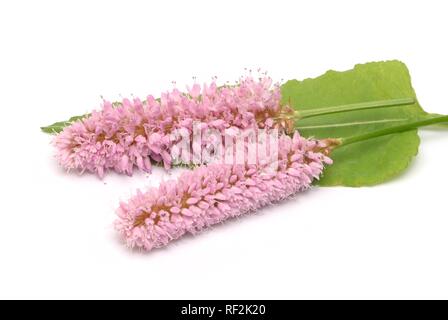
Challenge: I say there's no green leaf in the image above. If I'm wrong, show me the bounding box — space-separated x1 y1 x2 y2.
281 60 429 187
40 101 132 134
40 121 71 134
41 113 89 134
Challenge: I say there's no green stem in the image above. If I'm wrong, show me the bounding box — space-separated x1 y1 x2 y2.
295 97 415 119
340 115 448 146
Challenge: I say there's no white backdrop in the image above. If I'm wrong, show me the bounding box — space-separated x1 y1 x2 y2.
1 0 448 299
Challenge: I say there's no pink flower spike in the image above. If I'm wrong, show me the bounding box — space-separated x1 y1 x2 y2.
53 76 293 177
114 132 332 251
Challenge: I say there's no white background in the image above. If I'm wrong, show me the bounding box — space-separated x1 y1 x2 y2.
1 0 448 299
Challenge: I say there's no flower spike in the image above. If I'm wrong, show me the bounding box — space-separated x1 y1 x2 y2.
54 77 292 177
115 132 333 251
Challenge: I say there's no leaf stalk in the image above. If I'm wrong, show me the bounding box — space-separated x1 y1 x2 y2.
292 97 416 120
340 115 448 147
